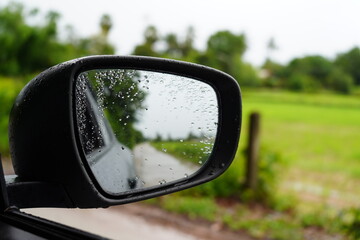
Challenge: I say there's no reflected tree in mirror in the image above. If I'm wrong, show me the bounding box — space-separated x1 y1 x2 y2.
75 69 219 195
79 69 146 149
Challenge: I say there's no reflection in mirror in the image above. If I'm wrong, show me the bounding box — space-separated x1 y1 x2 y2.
75 69 218 195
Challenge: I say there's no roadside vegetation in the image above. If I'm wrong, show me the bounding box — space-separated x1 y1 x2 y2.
148 90 360 239
151 141 212 165
1 2 360 239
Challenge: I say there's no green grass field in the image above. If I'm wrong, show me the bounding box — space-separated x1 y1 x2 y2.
148 89 360 239
240 89 360 209
152 89 360 209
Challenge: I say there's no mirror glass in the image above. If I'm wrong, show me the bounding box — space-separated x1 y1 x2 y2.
75 69 218 195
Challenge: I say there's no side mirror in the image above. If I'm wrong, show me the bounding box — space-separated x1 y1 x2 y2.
6 56 241 208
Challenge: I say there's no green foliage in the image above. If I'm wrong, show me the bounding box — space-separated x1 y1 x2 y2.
134 26 360 93
237 62 261 87
241 148 285 207
290 56 332 80
179 151 243 198
335 47 360 85
134 27 263 87
286 73 320 92
0 3 62 75
341 208 360 240
202 31 246 77
300 207 337 230
0 78 23 156
328 68 354 94
260 54 358 94
197 31 261 87
242 218 302 240
152 137 283 204
0 3 126 155
161 196 217 221
85 69 146 149
147 90 360 239
0 3 115 77
283 56 331 91
151 141 212 165
261 59 286 88
133 25 160 57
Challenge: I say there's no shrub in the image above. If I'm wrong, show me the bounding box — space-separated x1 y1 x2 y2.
0 78 23 156
328 68 354 94
162 196 217 221
341 208 360 240
286 74 320 92
240 147 286 207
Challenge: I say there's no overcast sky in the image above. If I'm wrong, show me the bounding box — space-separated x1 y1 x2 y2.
4 0 360 66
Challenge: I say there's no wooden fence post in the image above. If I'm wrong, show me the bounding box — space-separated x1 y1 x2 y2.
245 112 261 190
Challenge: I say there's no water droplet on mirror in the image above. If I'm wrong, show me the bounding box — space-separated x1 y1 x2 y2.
121 146 125 150
184 173 189 178
180 139 184 142
198 161 203 164
159 179 166 185
162 148 167 152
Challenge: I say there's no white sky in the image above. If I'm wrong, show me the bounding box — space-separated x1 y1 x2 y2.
3 0 360 66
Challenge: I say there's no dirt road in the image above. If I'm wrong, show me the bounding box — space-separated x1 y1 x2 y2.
24 203 252 240
24 206 200 240
2 155 251 240
133 143 198 187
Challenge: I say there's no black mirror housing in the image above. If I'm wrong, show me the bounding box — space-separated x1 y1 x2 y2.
7 56 241 208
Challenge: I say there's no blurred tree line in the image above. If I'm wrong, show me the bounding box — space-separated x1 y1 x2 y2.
0 3 114 77
133 26 260 87
133 25 359 94
1 2 360 155
0 3 123 156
